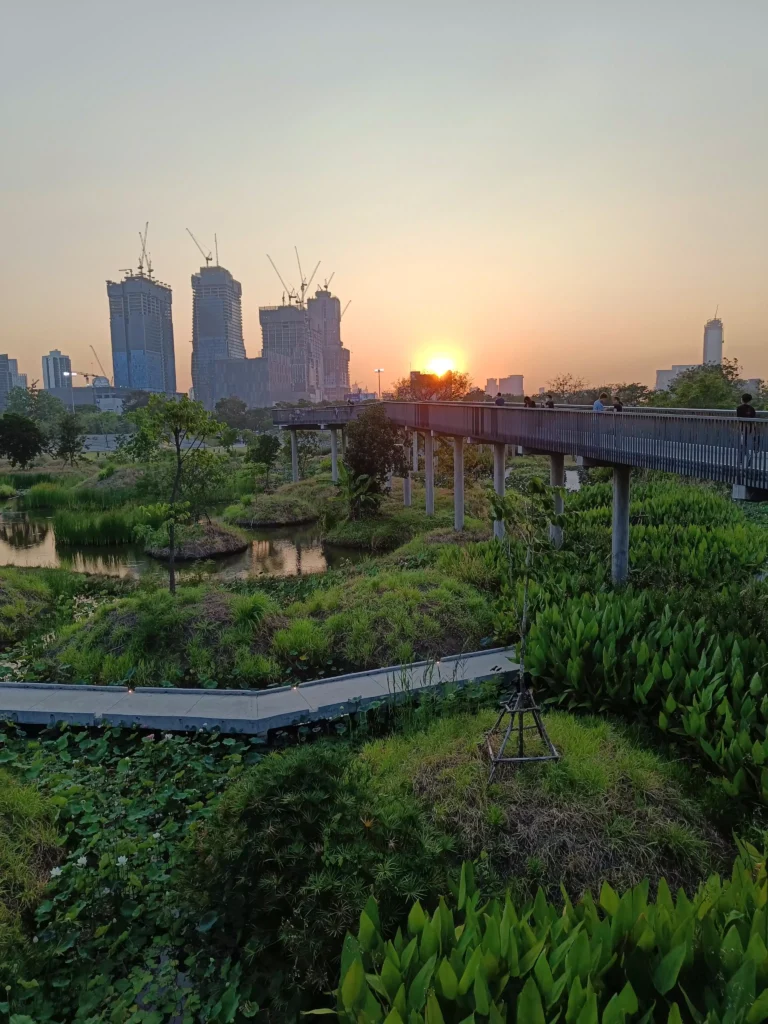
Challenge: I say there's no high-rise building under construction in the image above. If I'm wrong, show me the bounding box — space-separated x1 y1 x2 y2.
191 265 245 410
307 287 350 401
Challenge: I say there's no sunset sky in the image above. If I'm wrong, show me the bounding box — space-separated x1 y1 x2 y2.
2 1 767 395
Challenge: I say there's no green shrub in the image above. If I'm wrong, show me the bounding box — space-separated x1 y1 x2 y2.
0 483 15 499
224 492 319 526
331 842 768 1023
193 742 452 1014
21 482 135 510
272 617 330 668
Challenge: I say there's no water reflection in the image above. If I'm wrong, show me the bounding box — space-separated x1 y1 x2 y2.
0 512 363 579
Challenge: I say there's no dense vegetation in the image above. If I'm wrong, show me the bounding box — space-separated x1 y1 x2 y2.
1 408 768 1019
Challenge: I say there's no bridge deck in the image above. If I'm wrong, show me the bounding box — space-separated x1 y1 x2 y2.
274 403 768 489
0 647 515 735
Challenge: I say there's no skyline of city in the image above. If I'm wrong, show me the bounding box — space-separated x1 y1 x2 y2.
3 3 767 398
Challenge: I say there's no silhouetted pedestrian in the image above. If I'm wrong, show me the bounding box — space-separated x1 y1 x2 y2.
494 392 505 406
523 396 536 408
545 393 555 409
737 393 757 418
612 395 623 412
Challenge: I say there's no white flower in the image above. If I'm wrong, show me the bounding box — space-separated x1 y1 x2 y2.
152 831 161 839
50 867 62 878
76 856 87 867
117 855 128 867
32 936 39 944
163 733 173 741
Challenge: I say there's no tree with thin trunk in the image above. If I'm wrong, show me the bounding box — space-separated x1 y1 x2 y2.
126 395 217 594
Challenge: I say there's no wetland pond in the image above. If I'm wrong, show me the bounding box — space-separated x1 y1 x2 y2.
0 511 365 579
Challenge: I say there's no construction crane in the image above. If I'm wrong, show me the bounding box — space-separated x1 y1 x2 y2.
137 222 149 276
186 228 213 267
214 233 219 267
322 272 335 291
266 254 298 305
89 345 110 382
294 247 321 307
341 300 352 319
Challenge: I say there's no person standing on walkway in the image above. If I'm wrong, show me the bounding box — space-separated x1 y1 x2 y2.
593 392 609 412
494 392 505 406
523 395 537 408
737 393 757 418
612 395 623 412
544 393 555 409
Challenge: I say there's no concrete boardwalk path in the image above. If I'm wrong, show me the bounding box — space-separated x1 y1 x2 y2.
0 648 517 735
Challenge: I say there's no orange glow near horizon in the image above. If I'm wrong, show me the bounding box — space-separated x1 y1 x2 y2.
425 355 456 377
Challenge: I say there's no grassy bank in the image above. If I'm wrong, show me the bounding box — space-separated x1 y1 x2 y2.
144 520 249 560
224 476 336 526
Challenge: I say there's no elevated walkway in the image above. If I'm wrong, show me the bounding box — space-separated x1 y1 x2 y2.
0 647 516 736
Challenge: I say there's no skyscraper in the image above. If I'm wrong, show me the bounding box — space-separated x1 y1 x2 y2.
0 356 14 410
703 318 724 364
9 359 27 390
42 349 72 390
499 374 524 396
191 265 245 410
307 287 350 401
107 273 176 393
260 302 324 403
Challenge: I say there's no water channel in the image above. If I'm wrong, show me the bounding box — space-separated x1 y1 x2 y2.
0 511 365 580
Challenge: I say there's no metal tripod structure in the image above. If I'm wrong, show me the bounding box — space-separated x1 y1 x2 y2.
486 674 559 782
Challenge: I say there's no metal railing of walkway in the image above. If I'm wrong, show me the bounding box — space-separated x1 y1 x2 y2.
383 402 768 490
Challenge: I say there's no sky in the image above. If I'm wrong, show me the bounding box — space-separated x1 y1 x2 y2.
1 0 767 396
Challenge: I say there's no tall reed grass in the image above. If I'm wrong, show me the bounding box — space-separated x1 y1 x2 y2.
0 472 55 489
53 508 165 546
20 483 136 510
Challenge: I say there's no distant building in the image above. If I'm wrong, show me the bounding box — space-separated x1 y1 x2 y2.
260 302 323 403
0 356 14 410
308 288 350 401
191 265 245 410
42 349 72 390
703 318 724 365
45 386 126 414
107 273 176 394
8 359 27 391
485 378 498 396
655 365 697 391
212 353 292 410
500 375 524 396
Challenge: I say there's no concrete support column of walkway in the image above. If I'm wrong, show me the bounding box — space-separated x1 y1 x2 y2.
612 465 631 584
403 434 413 507
549 453 565 549
424 432 435 515
493 442 506 539
453 436 465 531
341 427 347 457
290 429 299 483
329 428 339 483
412 431 419 472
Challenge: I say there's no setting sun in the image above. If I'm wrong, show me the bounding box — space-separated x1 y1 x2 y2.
425 356 456 377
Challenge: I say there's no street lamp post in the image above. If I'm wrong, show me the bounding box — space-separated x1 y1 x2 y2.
374 368 384 399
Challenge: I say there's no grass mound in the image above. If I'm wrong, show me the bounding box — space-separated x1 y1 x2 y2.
282 568 493 668
362 710 728 902
144 521 248 560
49 586 281 687
224 476 336 526
0 769 60 970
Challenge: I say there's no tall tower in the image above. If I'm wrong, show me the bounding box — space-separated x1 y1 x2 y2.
42 349 72 390
107 274 176 394
191 265 245 410
703 318 724 365
307 287 350 401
